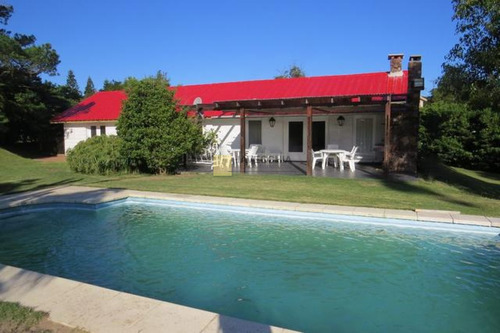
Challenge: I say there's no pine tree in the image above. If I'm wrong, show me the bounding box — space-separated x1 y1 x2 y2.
84 77 96 98
63 70 81 102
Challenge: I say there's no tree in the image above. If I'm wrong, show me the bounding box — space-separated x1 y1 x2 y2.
84 76 96 98
436 0 500 111
101 79 124 91
420 0 500 172
0 4 66 147
61 70 81 103
275 65 306 79
117 74 204 174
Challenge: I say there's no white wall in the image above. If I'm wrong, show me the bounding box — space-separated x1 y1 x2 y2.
203 118 240 149
206 112 384 162
63 122 116 153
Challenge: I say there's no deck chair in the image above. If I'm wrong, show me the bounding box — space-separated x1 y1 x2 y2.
246 145 260 167
311 149 323 168
342 146 362 171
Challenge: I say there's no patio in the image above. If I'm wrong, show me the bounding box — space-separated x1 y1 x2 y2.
184 161 416 181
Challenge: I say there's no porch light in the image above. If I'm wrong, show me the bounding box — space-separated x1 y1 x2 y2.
269 117 276 128
337 115 345 127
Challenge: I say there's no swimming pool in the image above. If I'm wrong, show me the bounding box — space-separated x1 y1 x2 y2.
1 198 499 332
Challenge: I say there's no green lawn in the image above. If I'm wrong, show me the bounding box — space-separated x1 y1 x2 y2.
1 148 499 216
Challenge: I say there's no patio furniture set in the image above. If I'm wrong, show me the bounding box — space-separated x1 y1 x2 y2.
198 144 362 171
312 145 363 171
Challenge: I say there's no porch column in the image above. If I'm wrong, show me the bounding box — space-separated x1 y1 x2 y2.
239 107 246 173
306 105 313 176
383 95 392 171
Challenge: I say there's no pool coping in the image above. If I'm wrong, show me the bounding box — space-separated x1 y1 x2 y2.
0 264 297 333
0 185 499 228
0 185 499 333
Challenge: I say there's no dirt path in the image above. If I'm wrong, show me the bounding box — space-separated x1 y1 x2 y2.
34 154 66 162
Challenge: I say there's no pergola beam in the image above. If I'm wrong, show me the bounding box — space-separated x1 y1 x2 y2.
384 95 392 171
306 105 313 176
239 107 246 173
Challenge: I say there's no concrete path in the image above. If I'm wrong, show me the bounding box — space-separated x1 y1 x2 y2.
0 185 499 332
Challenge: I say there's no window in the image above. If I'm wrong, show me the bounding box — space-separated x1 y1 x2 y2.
100 126 106 135
248 120 262 145
90 126 96 137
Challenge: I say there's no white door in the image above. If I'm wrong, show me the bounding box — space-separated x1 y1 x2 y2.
355 117 374 156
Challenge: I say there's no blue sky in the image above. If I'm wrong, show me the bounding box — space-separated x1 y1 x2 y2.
7 0 457 95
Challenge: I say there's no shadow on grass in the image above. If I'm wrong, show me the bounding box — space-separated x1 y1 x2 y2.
379 177 477 208
0 178 82 196
419 158 500 200
2 144 55 159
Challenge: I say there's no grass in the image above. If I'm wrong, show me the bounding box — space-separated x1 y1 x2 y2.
0 301 46 332
0 301 87 333
1 148 499 216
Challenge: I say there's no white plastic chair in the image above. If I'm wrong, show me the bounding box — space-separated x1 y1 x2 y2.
246 145 260 167
311 149 323 168
342 146 362 171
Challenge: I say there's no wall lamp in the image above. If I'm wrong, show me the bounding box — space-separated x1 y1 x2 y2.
269 117 276 128
337 115 345 127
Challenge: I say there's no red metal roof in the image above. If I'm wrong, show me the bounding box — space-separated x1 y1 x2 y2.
53 71 408 122
173 71 408 105
52 91 127 123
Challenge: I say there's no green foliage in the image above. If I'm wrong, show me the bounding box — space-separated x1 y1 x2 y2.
117 75 204 174
0 5 67 148
420 101 473 166
435 0 500 111
67 135 127 175
420 101 500 171
0 5 13 25
62 69 81 103
84 76 96 98
101 79 124 91
275 65 306 79
423 0 500 172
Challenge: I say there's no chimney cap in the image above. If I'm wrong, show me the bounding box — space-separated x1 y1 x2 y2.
409 55 422 61
388 53 404 60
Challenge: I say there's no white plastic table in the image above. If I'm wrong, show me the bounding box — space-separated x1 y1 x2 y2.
320 149 348 170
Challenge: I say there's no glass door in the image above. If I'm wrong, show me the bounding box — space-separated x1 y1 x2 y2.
355 118 373 154
286 120 305 160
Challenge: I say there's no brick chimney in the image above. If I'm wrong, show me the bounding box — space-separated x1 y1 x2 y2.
408 55 423 90
388 54 404 77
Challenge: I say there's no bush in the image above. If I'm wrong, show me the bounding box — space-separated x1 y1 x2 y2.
67 135 127 175
117 74 204 174
419 101 500 171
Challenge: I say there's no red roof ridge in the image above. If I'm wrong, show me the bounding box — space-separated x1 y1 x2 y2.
173 70 407 89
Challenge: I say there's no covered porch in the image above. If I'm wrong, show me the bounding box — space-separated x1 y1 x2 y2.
199 93 406 176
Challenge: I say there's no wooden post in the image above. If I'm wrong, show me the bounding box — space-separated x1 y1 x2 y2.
239 107 246 173
306 105 313 176
383 95 392 171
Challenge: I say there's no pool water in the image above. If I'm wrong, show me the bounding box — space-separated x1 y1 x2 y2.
1 200 499 332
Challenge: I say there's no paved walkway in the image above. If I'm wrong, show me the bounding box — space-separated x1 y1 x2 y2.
0 186 499 333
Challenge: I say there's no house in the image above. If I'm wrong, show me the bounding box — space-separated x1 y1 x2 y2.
52 54 423 175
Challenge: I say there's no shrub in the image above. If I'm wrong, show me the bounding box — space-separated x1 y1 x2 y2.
67 135 127 175
419 101 500 171
117 74 204 174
